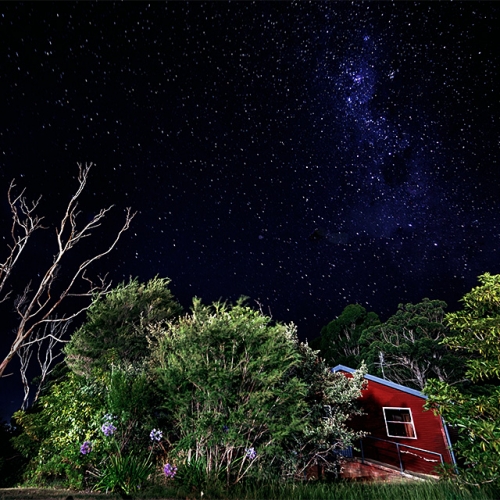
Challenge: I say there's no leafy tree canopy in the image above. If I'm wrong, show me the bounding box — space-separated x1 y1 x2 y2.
11 371 106 489
151 297 365 484
444 272 500 382
316 304 380 368
424 274 500 485
65 276 182 377
361 298 466 389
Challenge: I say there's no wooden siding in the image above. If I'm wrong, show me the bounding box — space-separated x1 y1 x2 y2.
338 368 454 475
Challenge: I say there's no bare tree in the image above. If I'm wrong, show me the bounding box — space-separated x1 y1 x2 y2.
0 162 135 380
17 319 71 410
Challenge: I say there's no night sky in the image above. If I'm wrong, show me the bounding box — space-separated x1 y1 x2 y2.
1 2 499 418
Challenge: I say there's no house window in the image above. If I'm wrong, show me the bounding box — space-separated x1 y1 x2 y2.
383 407 416 439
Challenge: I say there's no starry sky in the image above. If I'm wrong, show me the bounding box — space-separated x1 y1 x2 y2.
1 2 499 417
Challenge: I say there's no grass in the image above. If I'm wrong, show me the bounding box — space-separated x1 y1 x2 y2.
228 480 500 500
0 488 119 500
2 480 499 500
131 478 500 499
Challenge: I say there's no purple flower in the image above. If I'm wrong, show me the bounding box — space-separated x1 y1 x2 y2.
101 422 117 436
150 428 163 442
245 447 257 460
163 463 177 479
80 441 92 455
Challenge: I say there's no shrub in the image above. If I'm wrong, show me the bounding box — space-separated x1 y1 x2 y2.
151 298 365 486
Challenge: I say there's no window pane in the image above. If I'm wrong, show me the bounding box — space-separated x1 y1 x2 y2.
384 408 416 438
387 422 409 437
385 408 410 421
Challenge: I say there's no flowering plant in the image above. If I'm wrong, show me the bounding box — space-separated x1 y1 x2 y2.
101 414 117 436
150 428 163 442
101 422 117 436
80 441 92 455
163 463 178 479
89 420 165 496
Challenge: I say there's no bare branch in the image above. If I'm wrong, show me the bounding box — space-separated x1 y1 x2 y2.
33 320 71 403
17 319 71 409
0 182 45 298
0 163 136 382
17 343 33 411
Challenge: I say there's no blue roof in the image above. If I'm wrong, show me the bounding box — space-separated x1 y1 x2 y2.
331 364 427 400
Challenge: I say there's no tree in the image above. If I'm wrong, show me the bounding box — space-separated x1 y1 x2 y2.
11 292 366 490
17 319 72 410
361 298 466 390
444 273 500 382
151 298 365 485
11 277 181 489
65 276 182 377
315 304 380 368
291 342 367 479
11 370 107 489
0 163 135 385
424 273 500 485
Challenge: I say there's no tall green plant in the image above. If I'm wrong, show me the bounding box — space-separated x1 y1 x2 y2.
315 304 380 368
151 298 365 485
11 371 106 489
65 277 182 378
424 273 500 486
90 415 160 496
106 365 154 432
12 277 176 489
290 343 366 478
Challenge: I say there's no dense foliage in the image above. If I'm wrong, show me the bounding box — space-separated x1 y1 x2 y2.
361 298 466 389
316 298 466 390
11 370 105 488
151 298 366 486
313 304 380 369
9 283 366 494
65 277 182 377
11 277 180 491
5 273 500 493
424 273 500 486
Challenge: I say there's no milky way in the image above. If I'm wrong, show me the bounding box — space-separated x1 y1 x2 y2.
0 1 499 356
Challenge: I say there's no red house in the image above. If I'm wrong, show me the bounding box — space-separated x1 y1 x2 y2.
333 365 457 477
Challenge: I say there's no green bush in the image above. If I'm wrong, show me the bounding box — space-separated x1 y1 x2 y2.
11 372 106 489
424 273 500 486
151 297 365 486
65 277 182 378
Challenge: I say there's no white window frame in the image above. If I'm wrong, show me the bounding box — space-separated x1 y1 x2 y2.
382 407 417 439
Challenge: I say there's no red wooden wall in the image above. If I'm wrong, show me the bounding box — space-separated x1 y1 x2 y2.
338 368 454 475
